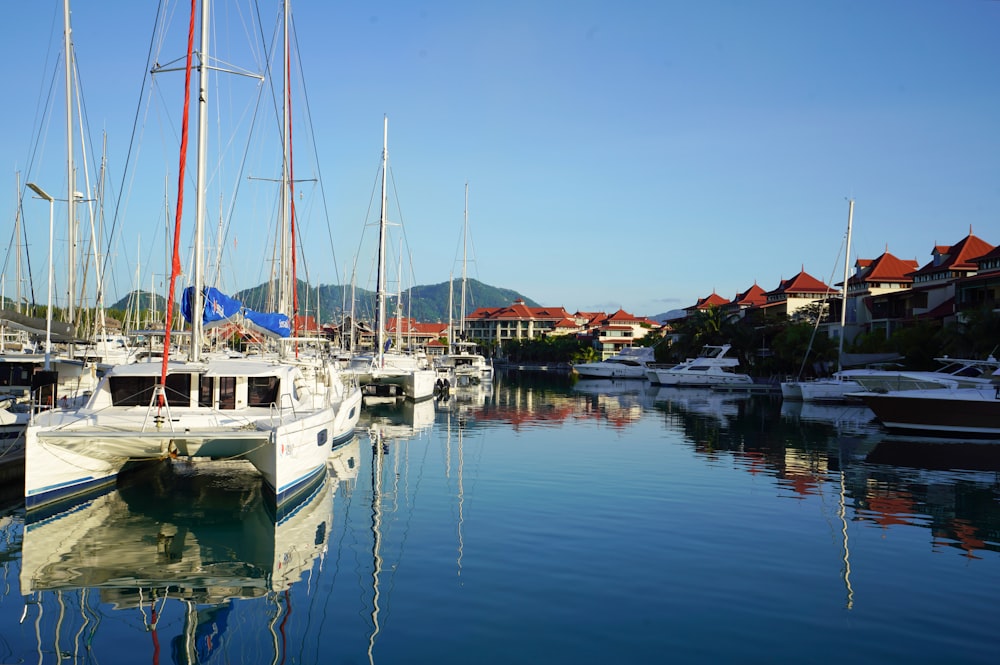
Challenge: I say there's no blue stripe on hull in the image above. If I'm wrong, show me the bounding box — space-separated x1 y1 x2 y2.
25 474 118 519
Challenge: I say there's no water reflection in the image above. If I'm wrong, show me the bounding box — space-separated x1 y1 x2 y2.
860 437 1000 558
362 394 474 664
17 437 361 664
2 375 998 662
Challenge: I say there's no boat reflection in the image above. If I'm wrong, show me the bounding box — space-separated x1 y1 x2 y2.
362 396 435 440
857 435 1000 558
650 385 748 429
780 400 877 430
434 378 494 414
18 438 358 663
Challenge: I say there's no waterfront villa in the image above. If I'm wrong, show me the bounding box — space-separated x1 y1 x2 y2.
464 299 577 344
760 269 838 320
683 229 998 350
575 309 661 359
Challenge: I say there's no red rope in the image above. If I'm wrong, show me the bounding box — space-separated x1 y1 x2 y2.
151 608 160 665
160 0 198 401
279 588 291 665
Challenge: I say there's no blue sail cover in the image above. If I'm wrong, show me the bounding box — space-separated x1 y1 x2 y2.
182 286 243 328
244 309 292 338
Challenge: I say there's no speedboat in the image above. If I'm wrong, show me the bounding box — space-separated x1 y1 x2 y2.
573 346 657 379
855 384 1000 438
646 344 753 387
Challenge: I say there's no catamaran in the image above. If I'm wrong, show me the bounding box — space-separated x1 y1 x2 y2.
24 0 361 511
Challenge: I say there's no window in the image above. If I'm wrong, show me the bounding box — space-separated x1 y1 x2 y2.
110 373 191 407
248 376 279 407
218 376 236 410
199 375 214 407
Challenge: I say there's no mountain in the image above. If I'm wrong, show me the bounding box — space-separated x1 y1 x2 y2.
109 279 536 324
109 290 173 315
652 309 687 323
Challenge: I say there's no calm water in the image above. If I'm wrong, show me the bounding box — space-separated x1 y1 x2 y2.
1 371 999 664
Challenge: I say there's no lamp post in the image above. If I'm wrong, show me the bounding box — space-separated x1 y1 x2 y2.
26 182 54 371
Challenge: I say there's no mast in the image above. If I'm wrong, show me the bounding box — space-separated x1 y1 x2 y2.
190 0 210 362
375 116 389 365
133 236 141 330
837 199 854 373
64 0 76 330
460 182 468 340
279 0 291 321
447 272 454 353
396 239 403 352
14 172 22 313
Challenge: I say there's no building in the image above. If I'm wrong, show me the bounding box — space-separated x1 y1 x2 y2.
465 299 576 344
846 250 919 339
577 308 661 359
761 269 837 320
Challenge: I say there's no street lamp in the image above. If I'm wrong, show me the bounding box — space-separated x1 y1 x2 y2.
26 182 54 371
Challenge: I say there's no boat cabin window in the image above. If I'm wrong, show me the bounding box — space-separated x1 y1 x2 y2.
248 376 279 407
0 362 35 387
110 373 192 407
199 376 213 407
219 376 236 410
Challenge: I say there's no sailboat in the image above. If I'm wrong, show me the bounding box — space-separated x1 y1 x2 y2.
434 183 494 386
346 117 436 402
781 200 860 402
23 0 360 511
0 0 105 415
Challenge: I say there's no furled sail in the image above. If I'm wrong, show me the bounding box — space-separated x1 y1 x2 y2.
181 287 242 329
0 309 77 342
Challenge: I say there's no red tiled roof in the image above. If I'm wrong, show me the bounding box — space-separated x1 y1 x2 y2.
767 270 834 296
910 233 995 277
731 283 767 307
849 251 919 287
467 299 573 322
688 292 730 310
606 308 641 322
386 317 447 336
972 244 1000 267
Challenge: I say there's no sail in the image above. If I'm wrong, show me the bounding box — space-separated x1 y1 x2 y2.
244 309 292 338
181 287 242 329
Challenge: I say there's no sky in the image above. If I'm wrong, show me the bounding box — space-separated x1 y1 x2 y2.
1 0 998 320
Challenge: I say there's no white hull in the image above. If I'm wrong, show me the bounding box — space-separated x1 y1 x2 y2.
575 364 649 379
648 369 754 387
797 378 861 403
24 358 361 511
349 354 437 400
782 357 998 402
646 344 752 387
779 382 803 400
573 347 656 380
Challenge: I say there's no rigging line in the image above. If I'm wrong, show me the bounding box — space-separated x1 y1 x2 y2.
102 0 167 290
386 167 421 290
289 16 342 288
160 0 198 390
794 227 848 380
20 59 64 310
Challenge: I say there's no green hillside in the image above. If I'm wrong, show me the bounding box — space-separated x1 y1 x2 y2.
111 279 536 325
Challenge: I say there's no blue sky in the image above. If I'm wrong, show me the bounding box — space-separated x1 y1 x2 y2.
2 0 998 319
